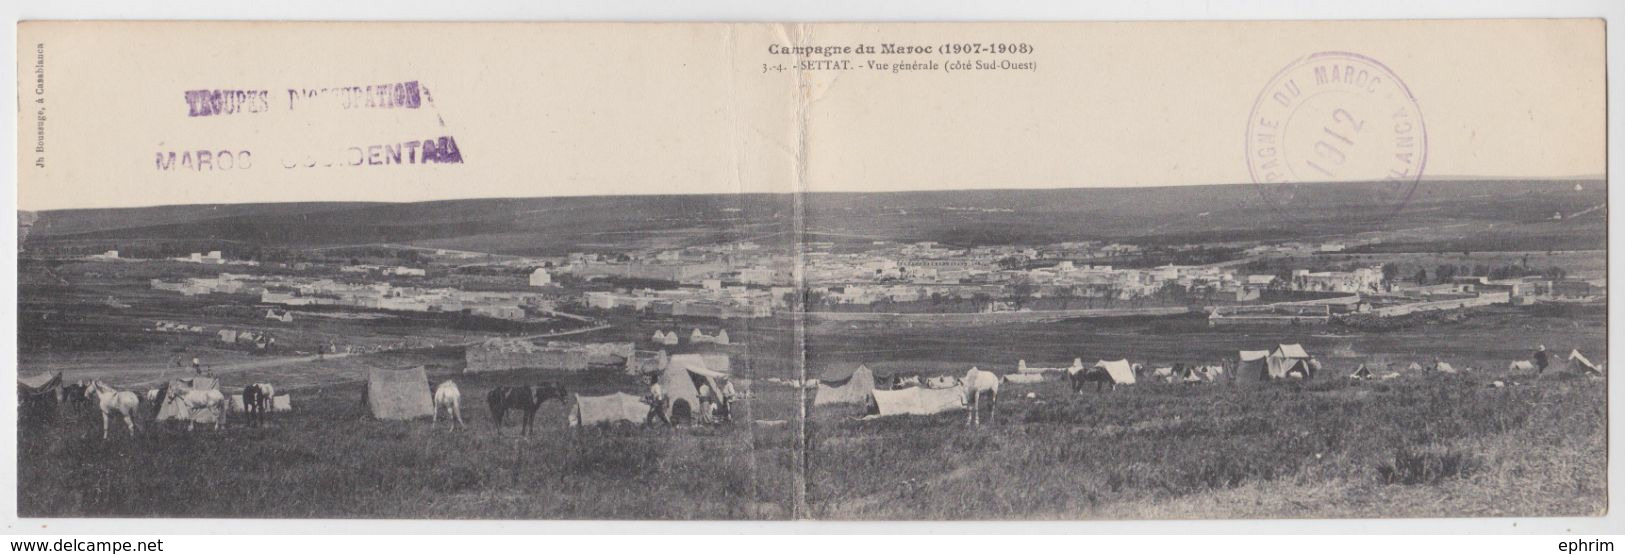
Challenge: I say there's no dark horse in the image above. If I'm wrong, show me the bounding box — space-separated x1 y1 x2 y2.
488 383 568 436
242 383 273 427
1068 368 1119 393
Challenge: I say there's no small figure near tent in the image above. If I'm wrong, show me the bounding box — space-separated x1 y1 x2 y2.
643 374 671 426
1533 345 1551 375
191 356 202 375
697 382 716 424
716 379 739 422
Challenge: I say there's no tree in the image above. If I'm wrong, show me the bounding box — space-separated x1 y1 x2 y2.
1435 265 1457 282
1381 262 1400 283
1413 268 1428 284
997 256 1027 270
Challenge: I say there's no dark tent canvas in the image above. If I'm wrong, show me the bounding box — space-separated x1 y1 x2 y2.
1235 350 1271 382
18 371 62 400
19 372 65 421
814 365 875 406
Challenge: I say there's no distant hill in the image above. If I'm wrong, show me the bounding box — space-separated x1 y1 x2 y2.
25 179 1604 254
29 195 796 256
801 179 1607 249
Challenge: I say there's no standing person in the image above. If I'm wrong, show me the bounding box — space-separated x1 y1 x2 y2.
1534 345 1550 375
697 382 715 424
643 375 671 426
719 379 739 421
191 356 202 375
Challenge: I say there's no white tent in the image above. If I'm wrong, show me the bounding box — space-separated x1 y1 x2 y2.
569 393 649 426
1568 350 1603 375
667 353 731 377
155 377 224 423
656 357 727 422
1267 344 1313 379
227 393 292 412
1092 359 1136 385
1348 364 1373 380
366 367 434 420
1019 358 1081 374
869 386 965 417
1509 360 1536 371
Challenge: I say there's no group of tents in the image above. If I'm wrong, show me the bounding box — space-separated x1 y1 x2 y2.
18 372 291 427
1233 344 1320 382
649 328 730 346
808 341 1612 418
813 365 969 417
364 353 739 427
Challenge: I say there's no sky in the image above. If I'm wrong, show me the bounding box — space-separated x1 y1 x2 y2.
17 20 1606 210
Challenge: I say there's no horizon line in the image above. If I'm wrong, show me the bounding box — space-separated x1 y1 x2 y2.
21 175 1606 214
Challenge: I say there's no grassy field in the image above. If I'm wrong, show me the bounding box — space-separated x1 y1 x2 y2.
806 305 1606 379
806 373 1604 519
21 359 1603 519
15 259 1608 520
19 367 802 519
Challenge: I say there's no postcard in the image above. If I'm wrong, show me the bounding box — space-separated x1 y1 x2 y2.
13 19 1606 522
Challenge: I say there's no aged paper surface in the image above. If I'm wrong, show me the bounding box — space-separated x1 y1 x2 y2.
14 20 1606 521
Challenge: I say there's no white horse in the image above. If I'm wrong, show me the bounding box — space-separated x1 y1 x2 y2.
433 380 465 429
84 380 141 440
962 367 1000 426
166 386 227 432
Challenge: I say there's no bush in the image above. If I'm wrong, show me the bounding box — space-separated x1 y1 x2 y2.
563 436 661 480
1376 446 1481 485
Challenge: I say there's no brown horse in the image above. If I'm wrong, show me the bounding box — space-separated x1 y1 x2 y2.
1069 368 1118 393
488 383 568 436
242 383 274 427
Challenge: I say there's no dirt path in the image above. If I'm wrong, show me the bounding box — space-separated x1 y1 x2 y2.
63 352 355 387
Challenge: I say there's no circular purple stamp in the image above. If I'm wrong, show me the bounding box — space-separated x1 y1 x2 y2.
1246 52 1427 217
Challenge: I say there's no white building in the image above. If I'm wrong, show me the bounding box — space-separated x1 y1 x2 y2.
529 268 553 287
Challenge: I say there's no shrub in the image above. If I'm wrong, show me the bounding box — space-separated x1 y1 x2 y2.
563 436 661 480
1376 446 1481 485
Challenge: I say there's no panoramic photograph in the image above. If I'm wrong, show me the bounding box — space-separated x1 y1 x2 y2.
13 20 1607 522
16 179 1608 519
